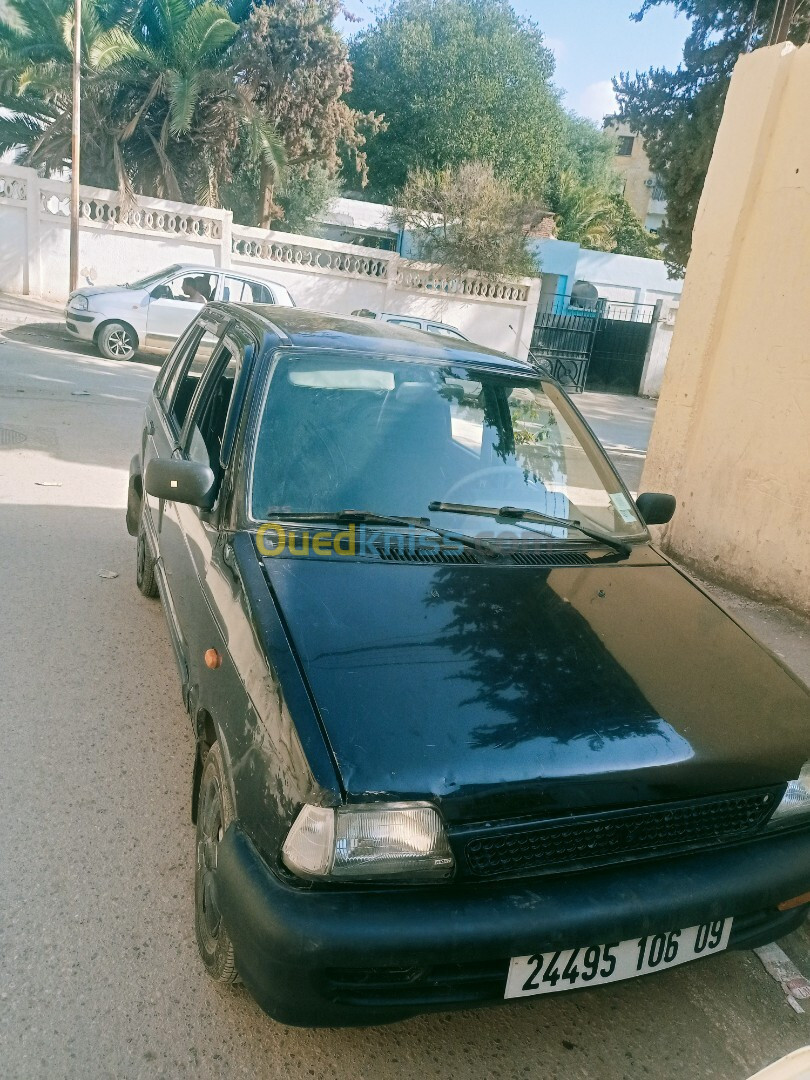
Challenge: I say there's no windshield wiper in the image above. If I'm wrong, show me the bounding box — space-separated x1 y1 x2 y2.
427 501 632 557
264 509 497 556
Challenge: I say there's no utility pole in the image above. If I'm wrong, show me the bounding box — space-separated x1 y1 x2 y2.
69 0 82 294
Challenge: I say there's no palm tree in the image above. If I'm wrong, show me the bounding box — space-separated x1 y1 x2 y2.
551 170 617 251
0 0 284 204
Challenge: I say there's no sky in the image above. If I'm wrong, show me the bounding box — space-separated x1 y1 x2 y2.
340 0 692 124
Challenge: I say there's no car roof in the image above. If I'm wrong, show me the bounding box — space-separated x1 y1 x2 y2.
166 264 280 279
379 312 459 329
210 303 537 376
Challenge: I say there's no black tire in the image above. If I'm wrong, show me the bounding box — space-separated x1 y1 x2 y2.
194 742 238 984
97 321 137 361
136 514 158 598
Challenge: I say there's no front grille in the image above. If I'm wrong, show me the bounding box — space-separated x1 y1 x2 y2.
462 790 780 879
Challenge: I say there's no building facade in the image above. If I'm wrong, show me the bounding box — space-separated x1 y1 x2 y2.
603 119 667 234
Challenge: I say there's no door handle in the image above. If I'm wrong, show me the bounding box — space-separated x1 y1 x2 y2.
145 419 154 436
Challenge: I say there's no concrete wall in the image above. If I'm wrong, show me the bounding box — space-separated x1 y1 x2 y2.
0 164 540 360
530 238 683 308
641 42 810 615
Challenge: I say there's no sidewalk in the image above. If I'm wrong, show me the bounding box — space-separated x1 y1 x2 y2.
0 290 98 354
0 291 63 329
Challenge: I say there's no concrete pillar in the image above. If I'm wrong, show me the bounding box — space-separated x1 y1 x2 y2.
642 42 810 613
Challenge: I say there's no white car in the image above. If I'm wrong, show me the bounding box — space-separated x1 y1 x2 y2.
65 264 295 361
351 309 468 340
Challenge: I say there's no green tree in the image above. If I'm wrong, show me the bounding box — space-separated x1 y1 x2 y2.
606 193 663 259
349 0 564 202
614 0 810 274
548 171 662 258
232 0 381 225
393 161 542 278
550 170 616 251
0 0 284 204
559 113 620 192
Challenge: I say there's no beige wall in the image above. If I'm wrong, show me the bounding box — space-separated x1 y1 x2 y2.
641 42 810 614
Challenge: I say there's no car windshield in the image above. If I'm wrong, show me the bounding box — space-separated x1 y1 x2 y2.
250 351 646 542
123 266 181 289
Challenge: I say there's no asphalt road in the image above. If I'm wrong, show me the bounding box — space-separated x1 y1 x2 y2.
2 335 810 1080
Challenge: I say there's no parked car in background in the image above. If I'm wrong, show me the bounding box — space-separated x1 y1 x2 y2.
65 263 295 361
128 305 810 1028
351 308 467 340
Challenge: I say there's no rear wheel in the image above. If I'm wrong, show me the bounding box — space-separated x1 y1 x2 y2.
97 321 137 361
194 742 238 984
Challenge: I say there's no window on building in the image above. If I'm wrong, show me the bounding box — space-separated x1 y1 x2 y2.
616 135 635 157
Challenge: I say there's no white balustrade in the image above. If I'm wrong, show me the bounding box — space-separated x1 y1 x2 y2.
0 175 27 201
39 187 222 240
231 231 390 280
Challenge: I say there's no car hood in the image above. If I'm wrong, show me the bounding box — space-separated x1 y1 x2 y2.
262 552 810 822
69 285 145 301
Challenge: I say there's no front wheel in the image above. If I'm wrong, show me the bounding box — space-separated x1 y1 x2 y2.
136 513 158 598
194 742 238 984
97 321 137 361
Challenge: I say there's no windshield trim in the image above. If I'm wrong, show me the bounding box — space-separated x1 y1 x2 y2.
243 345 648 542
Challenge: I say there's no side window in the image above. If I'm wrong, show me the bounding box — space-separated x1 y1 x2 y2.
248 280 274 304
222 276 247 303
223 276 274 304
152 273 217 304
387 317 422 329
154 321 198 399
163 324 218 432
186 344 238 474
427 324 465 339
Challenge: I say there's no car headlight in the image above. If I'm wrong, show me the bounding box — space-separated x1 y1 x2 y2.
281 803 455 882
769 763 810 826
69 293 89 311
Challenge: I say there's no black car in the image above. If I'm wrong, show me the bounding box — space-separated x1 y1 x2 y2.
127 304 810 1027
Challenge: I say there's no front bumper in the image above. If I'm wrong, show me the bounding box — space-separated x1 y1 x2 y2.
64 307 99 341
217 823 810 1027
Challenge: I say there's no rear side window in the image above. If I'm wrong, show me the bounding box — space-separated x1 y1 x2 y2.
223 276 275 304
154 322 198 398
163 325 218 431
186 344 238 473
386 317 422 329
427 324 465 340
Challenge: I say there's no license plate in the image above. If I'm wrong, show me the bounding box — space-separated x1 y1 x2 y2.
505 918 732 998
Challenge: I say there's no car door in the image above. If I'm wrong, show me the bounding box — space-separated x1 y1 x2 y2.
166 327 256 687
146 271 220 347
145 315 228 674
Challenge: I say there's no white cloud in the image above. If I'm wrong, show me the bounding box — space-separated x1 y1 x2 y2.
575 80 619 124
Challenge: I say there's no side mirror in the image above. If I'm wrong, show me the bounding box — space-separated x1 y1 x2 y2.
144 458 216 510
151 285 171 300
636 492 676 526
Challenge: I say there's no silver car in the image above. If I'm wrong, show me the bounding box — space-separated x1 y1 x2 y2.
65 263 296 360
350 309 468 340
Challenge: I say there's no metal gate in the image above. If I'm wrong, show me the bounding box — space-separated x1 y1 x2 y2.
528 294 601 392
587 300 659 394
528 295 659 395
